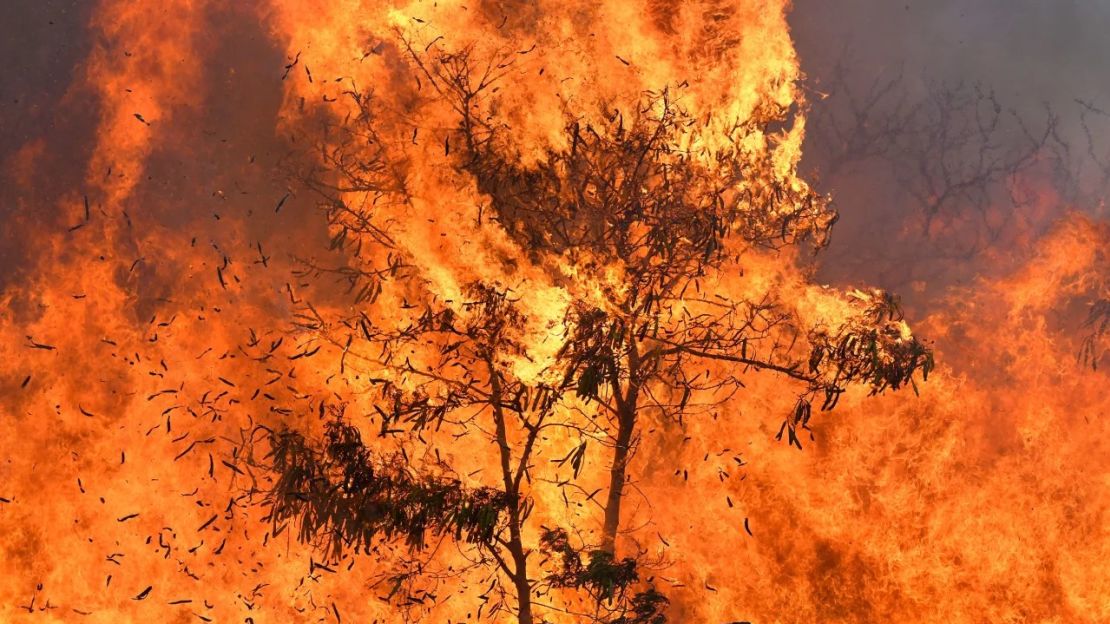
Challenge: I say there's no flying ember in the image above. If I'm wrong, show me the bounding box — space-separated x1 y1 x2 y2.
0 1 1106 622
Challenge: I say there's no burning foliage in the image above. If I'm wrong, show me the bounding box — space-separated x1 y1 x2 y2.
0 1 1106 623
241 18 934 620
539 527 667 624
264 415 512 556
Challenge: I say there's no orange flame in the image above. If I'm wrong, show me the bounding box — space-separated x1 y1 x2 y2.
0 1 1106 622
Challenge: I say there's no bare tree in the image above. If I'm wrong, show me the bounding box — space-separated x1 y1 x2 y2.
1053 100 1110 208
804 51 1110 373
808 64 1054 238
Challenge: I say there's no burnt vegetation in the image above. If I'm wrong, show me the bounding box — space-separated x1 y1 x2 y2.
805 59 1058 269
1080 298 1110 370
805 50 1110 371
243 37 934 624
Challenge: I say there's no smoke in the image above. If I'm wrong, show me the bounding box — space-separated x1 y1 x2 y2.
793 0 1110 108
791 0 1110 318
0 1 1106 622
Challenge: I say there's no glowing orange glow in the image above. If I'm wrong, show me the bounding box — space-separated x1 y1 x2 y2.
0 1 1106 623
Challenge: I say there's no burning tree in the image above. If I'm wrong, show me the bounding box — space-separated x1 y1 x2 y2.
432 48 933 553
245 33 933 624
264 285 564 623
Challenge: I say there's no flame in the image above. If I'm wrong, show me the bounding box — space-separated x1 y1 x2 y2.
0 1 1106 622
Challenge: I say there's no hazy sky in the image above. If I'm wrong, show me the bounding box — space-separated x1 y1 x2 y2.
793 0 1110 110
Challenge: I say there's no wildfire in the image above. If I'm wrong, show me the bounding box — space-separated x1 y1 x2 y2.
0 1 1106 623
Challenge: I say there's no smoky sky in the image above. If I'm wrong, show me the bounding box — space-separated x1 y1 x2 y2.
792 0 1110 108
0 1 91 154
788 0 1110 317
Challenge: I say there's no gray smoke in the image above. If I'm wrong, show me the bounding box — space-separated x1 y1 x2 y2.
791 0 1110 318
793 0 1110 110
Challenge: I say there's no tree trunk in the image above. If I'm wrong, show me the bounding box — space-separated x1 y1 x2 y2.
489 363 534 624
602 335 642 555
601 397 637 554
510 534 534 624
